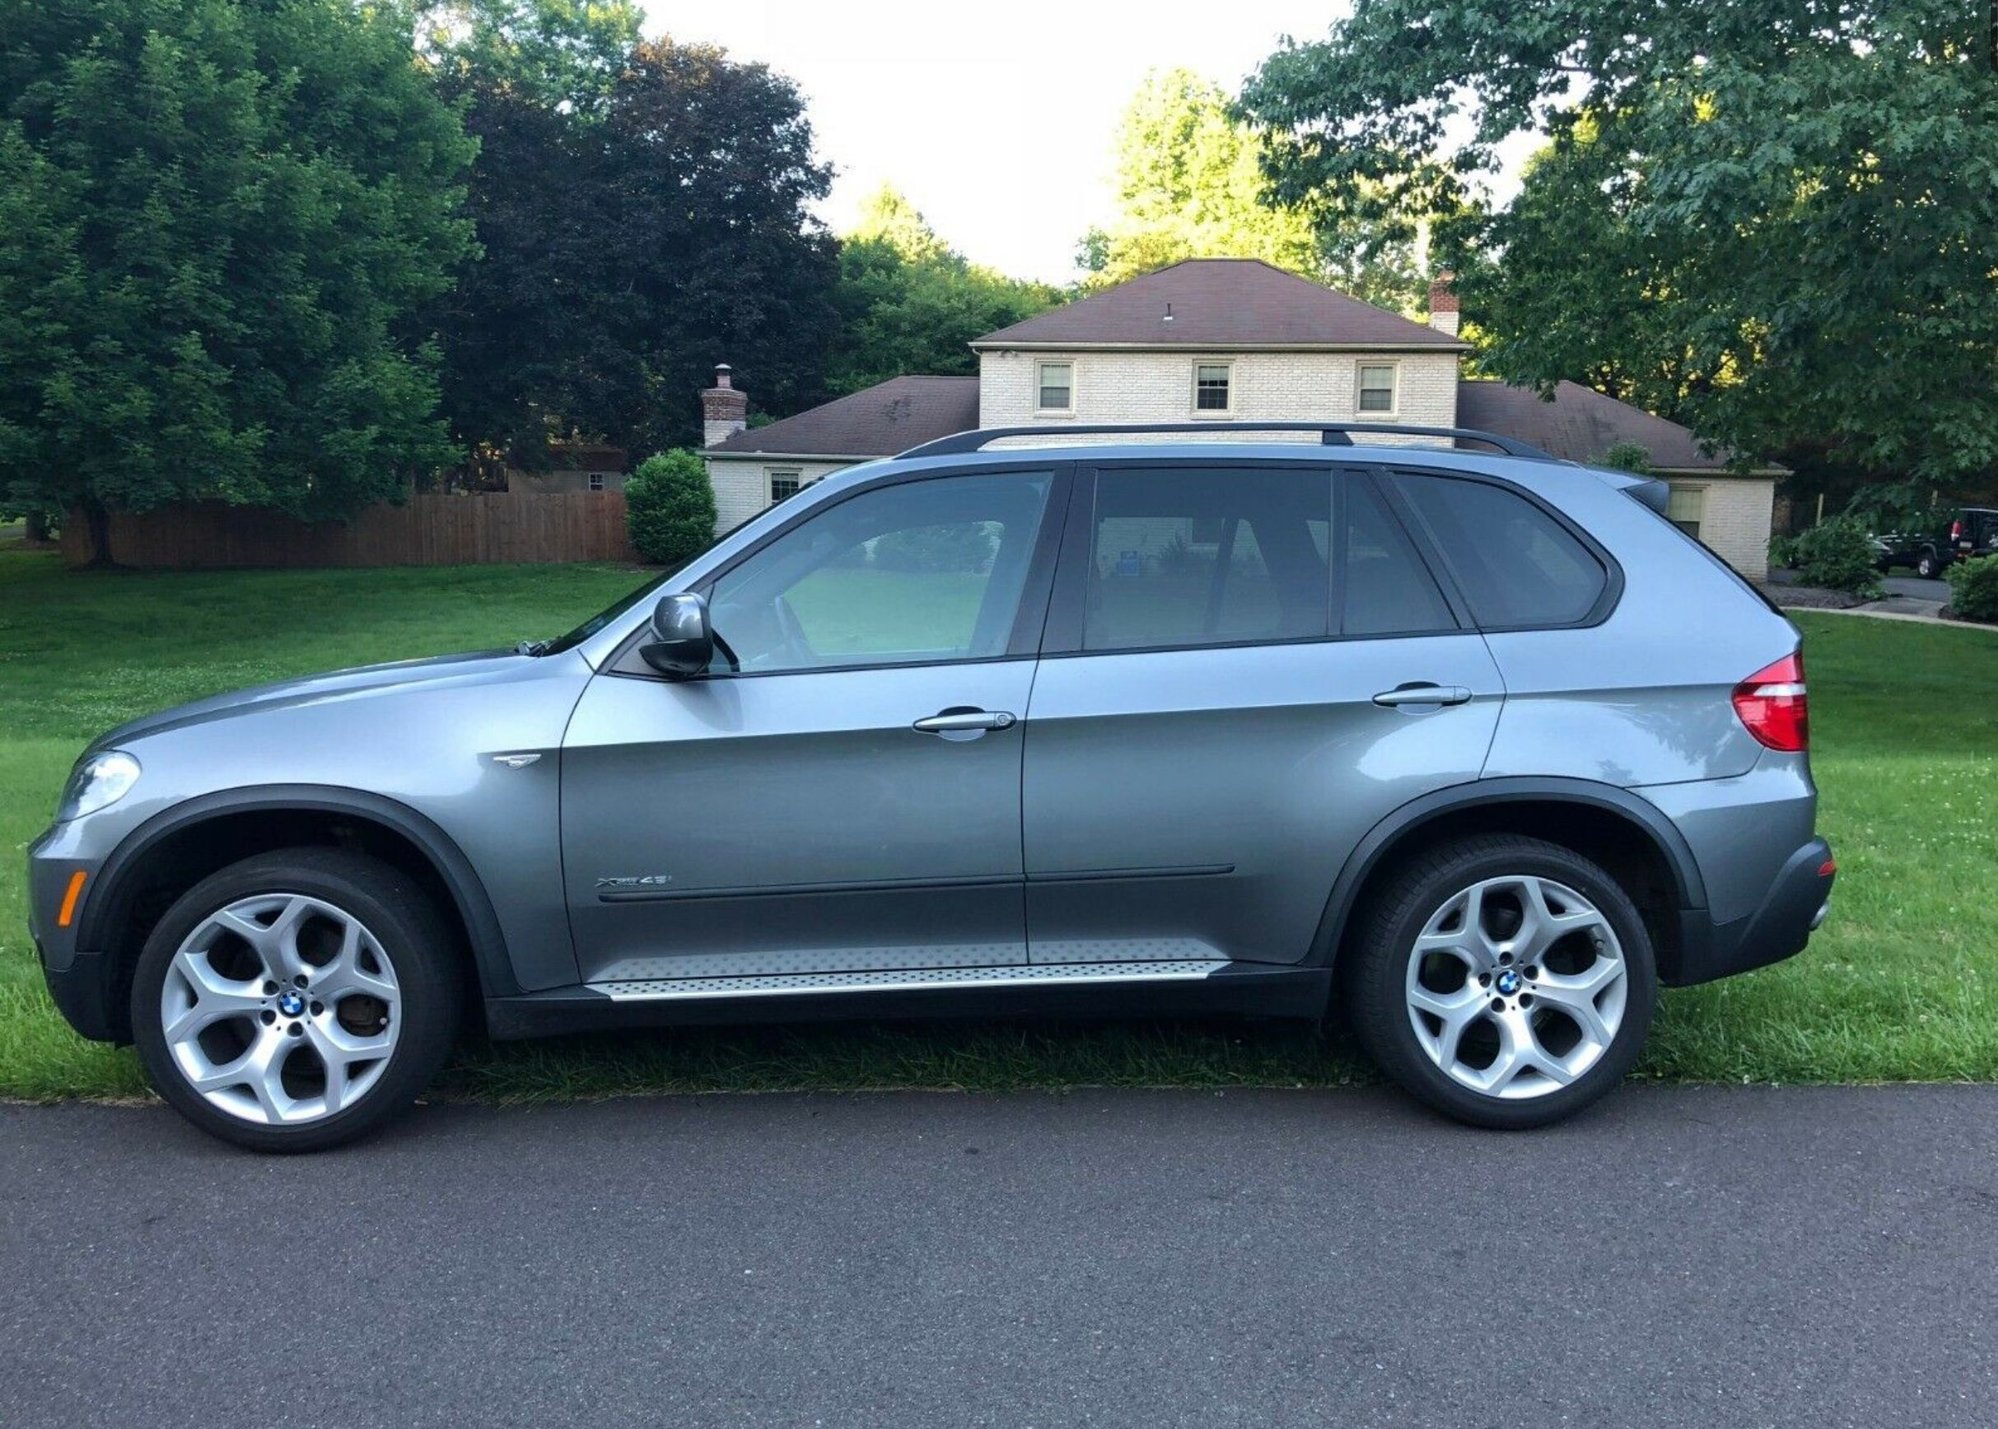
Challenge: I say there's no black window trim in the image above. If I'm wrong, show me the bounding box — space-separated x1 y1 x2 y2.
1373 461 1625 633
605 460 1075 682
1038 457 1470 661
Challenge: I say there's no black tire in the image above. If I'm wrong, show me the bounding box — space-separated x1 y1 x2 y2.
130 848 462 1152
1347 834 1657 1130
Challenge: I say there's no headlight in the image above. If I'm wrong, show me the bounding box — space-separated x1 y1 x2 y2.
56 751 141 822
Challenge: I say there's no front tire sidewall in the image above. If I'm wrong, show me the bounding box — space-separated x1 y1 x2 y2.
130 850 460 1153
1355 841 1658 1130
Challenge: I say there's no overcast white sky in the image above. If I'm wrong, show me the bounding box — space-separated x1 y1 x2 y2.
639 1 1352 283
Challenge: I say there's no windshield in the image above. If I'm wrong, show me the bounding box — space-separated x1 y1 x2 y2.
531 512 763 656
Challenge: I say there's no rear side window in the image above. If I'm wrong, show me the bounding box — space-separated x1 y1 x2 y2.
1393 473 1607 627
1339 478 1457 636
1084 466 1330 651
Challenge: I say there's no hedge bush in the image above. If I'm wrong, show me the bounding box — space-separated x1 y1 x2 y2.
624 449 717 567
1786 516 1883 598
1946 554 1998 624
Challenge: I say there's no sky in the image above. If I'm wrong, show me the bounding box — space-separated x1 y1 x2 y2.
639 0 1354 284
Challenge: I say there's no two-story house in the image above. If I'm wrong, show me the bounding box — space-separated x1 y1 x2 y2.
702 259 1781 576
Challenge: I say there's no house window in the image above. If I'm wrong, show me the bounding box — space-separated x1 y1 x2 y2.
1193 362 1233 414
1357 364 1398 414
588 473 606 492
1036 361 1074 414
1666 484 1705 539
769 470 802 504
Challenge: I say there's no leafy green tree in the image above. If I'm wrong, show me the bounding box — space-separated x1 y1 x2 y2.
0 0 475 564
625 448 717 565
829 185 1059 396
1239 1 1998 480
419 0 642 113
1080 68 1425 311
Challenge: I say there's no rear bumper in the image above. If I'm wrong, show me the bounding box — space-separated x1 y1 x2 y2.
1667 838 1834 987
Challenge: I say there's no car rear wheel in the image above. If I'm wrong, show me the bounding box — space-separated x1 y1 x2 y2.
130 848 462 1152
1916 549 1940 579
1349 835 1657 1129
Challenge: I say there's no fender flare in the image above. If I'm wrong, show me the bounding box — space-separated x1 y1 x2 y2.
77 784 519 997
1309 776 1709 970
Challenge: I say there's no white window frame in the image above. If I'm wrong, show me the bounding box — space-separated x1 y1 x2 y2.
587 472 606 492
1191 360 1235 417
768 469 802 504
1356 361 1400 417
1034 360 1075 416
1666 482 1706 540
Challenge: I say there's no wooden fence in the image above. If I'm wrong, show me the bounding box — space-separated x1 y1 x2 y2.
62 491 642 569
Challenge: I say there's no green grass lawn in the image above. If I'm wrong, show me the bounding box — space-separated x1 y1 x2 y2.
2 549 1995 1101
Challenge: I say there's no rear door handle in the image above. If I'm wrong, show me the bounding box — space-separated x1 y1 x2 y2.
1372 683 1473 708
913 708 1017 734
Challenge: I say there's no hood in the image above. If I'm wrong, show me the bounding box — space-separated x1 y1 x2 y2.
91 649 530 752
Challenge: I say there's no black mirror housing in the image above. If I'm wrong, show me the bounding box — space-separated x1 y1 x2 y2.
640 592 714 678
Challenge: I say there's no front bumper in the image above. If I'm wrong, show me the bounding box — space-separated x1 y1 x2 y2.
27 824 123 1043
1668 837 1835 987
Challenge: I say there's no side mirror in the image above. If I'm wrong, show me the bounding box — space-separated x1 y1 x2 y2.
640 592 714 678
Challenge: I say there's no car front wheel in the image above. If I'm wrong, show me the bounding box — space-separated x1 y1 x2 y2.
1349 835 1658 1129
130 848 462 1152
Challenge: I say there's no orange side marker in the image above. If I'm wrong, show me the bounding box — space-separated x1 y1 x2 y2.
56 871 87 928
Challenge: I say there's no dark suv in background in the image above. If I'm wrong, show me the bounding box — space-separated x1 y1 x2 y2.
1878 507 1998 578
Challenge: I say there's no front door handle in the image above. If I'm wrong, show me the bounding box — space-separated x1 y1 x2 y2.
1373 683 1473 708
913 708 1017 734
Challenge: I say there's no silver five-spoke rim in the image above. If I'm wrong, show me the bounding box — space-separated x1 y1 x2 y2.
160 893 401 1126
1404 875 1627 1100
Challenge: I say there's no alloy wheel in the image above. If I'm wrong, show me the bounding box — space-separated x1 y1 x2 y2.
1403 875 1628 1100
160 893 401 1126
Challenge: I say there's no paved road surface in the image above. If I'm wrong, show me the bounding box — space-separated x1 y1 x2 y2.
4 1087 1994 1428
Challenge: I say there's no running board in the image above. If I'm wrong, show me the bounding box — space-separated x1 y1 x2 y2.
592 960 1232 1001
483 961 1331 1038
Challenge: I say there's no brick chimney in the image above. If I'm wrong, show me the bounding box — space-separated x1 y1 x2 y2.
1427 272 1460 337
701 364 748 446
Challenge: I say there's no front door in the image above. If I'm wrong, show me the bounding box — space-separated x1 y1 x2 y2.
562 466 1063 984
1022 462 1504 966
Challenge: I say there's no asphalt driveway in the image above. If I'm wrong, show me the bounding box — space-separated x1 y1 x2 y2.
3 1086 1994 1428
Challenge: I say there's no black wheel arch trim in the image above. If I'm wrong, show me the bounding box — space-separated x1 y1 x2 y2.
1309 777 1709 972
75 784 520 998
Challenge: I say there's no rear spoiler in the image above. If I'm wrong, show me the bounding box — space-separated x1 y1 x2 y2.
1599 469 1671 515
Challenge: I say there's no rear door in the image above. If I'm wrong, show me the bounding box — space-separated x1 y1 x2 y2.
1020 461 1503 967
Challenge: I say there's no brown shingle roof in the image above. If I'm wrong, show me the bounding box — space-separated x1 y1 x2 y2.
706 375 979 458
1457 379 1775 472
972 258 1467 349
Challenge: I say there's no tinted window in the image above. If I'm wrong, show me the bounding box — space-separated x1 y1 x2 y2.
1340 479 1457 635
1393 473 1607 627
708 472 1051 672
1084 467 1330 651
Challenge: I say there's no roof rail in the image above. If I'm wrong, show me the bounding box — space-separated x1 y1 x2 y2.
896 421 1554 461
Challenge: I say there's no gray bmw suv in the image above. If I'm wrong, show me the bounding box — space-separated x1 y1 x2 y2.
29 423 1835 1150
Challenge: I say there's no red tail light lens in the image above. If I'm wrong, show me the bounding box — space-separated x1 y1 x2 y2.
1951 519 1964 541
1733 652 1808 751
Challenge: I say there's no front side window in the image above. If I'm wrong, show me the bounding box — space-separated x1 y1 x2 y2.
1393 472 1608 627
1357 364 1398 414
1193 362 1232 413
1666 484 1704 539
769 470 802 503
1084 467 1330 651
708 472 1052 673
1036 362 1074 413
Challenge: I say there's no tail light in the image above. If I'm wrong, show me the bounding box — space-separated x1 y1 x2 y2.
1733 652 1809 752
1951 519 1964 542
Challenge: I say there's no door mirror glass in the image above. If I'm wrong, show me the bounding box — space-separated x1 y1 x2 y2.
641 592 715 678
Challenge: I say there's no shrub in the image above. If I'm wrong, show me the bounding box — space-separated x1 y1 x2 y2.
624 449 717 566
871 521 996 574
1946 554 1998 624
1786 515 1884 598
1767 531 1800 569
1596 440 1653 475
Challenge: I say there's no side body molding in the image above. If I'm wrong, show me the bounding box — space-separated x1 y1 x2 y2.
1310 776 1711 970
77 784 522 997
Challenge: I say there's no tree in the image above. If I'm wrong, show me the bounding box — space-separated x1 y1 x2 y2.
418 0 642 113
0 0 476 564
828 185 1059 396
1239 1 1998 480
624 448 716 566
427 22 841 458
1078 68 1426 311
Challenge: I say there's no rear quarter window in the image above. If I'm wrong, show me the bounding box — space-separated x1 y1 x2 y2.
1392 472 1608 628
